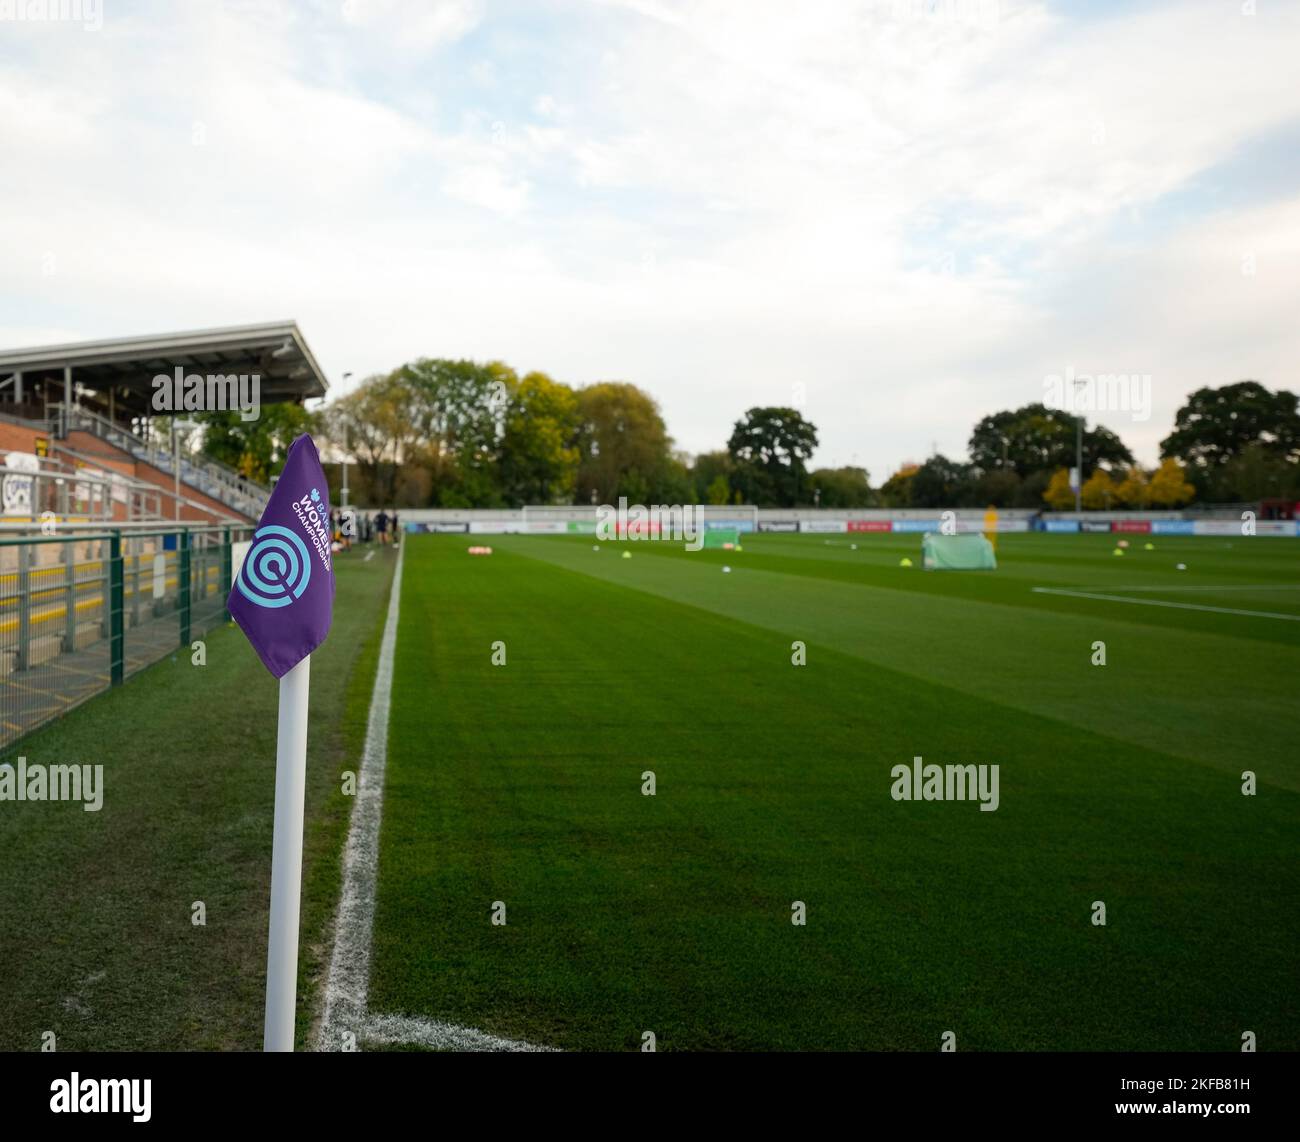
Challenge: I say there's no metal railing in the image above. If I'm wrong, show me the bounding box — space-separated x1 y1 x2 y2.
0 523 251 755
1 455 167 522
52 405 271 520
48 440 247 523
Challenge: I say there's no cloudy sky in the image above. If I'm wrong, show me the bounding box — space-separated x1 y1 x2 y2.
2 0 1298 479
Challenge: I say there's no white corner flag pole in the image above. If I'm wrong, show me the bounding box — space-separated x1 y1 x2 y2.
264 653 312 1051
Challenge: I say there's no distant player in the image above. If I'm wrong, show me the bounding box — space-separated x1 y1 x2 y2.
983 504 999 551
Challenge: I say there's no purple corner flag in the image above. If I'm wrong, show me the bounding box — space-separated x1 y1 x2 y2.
228 434 336 678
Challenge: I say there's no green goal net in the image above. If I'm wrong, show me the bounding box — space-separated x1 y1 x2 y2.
922 532 997 570
702 528 741 549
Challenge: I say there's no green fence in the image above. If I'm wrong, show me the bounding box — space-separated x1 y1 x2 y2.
0 525 252 755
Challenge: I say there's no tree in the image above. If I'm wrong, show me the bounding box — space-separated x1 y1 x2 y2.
727 407 819 506
651 454 695 504
199 402 313 484
968 403 1133 478
1214 443 1300 503
1080 468 1117 510
575 382 673 504
1161 383 1300 492
1013 468 1052 509
809 466 872 508
909 454 975 508
398 358 514 505
1042 468 1075 510
691 450 733 503
1146 457 1196 507
498 371 580 505
1113 466 1149 509
972 467 1020 508
878 463 918 508
705 474 730 504
398 358 507 452
316 372 418 504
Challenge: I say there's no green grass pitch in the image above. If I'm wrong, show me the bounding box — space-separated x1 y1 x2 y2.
0 531 1294 1051
367 531 1299 1051
0 551 395 1051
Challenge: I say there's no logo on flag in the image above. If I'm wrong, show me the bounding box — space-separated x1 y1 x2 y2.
236 525 312 609
228 435 336 677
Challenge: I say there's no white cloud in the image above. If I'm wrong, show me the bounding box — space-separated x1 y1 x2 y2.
339 0 483 54
1 0 1298 480
441 163 531 216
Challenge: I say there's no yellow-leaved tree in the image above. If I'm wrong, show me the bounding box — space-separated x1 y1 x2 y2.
1042 467 1075 509
1080 468 1118 509
1114 466 1149 509
1147 457 1196 507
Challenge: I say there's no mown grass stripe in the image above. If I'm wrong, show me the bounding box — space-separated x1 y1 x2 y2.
366 536 1298 1051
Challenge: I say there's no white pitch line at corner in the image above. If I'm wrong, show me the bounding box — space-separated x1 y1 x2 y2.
1031 586 1300 622
317 541 553 1052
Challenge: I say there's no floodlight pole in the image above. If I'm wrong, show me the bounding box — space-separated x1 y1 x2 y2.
1073 377 1086 513
1073 415 1080 512
340 372 352 509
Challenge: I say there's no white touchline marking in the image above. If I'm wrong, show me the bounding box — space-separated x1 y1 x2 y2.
317 542 555 1052
1090 584 1300 593
1031 586 1300 621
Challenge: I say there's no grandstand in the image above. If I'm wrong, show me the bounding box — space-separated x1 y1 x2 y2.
0 322 330 751
0 321 328 525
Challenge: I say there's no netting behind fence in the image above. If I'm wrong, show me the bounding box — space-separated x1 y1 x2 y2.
0 525 250 756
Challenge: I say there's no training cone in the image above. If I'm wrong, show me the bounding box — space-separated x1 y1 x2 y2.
1112 548 1124 556
1144 542 1155 550
722 566 732 573
900 557 913 568
622 551 632 560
